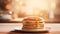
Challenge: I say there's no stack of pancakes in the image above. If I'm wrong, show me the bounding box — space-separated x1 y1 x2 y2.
22 16 45 31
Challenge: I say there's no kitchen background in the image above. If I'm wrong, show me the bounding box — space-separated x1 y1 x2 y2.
0 0 60 23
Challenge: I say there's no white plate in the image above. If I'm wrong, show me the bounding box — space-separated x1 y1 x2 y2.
14 29 49 33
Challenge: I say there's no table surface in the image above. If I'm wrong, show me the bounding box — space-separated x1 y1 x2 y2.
0 31 60 34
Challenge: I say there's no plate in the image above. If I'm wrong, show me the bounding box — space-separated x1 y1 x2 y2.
12 29 49 33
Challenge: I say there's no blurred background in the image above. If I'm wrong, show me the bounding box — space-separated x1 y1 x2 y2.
0 0 60 23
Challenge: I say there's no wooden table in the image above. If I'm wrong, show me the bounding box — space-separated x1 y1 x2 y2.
0 31 60 34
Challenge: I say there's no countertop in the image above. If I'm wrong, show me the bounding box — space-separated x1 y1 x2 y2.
0 31 60 34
